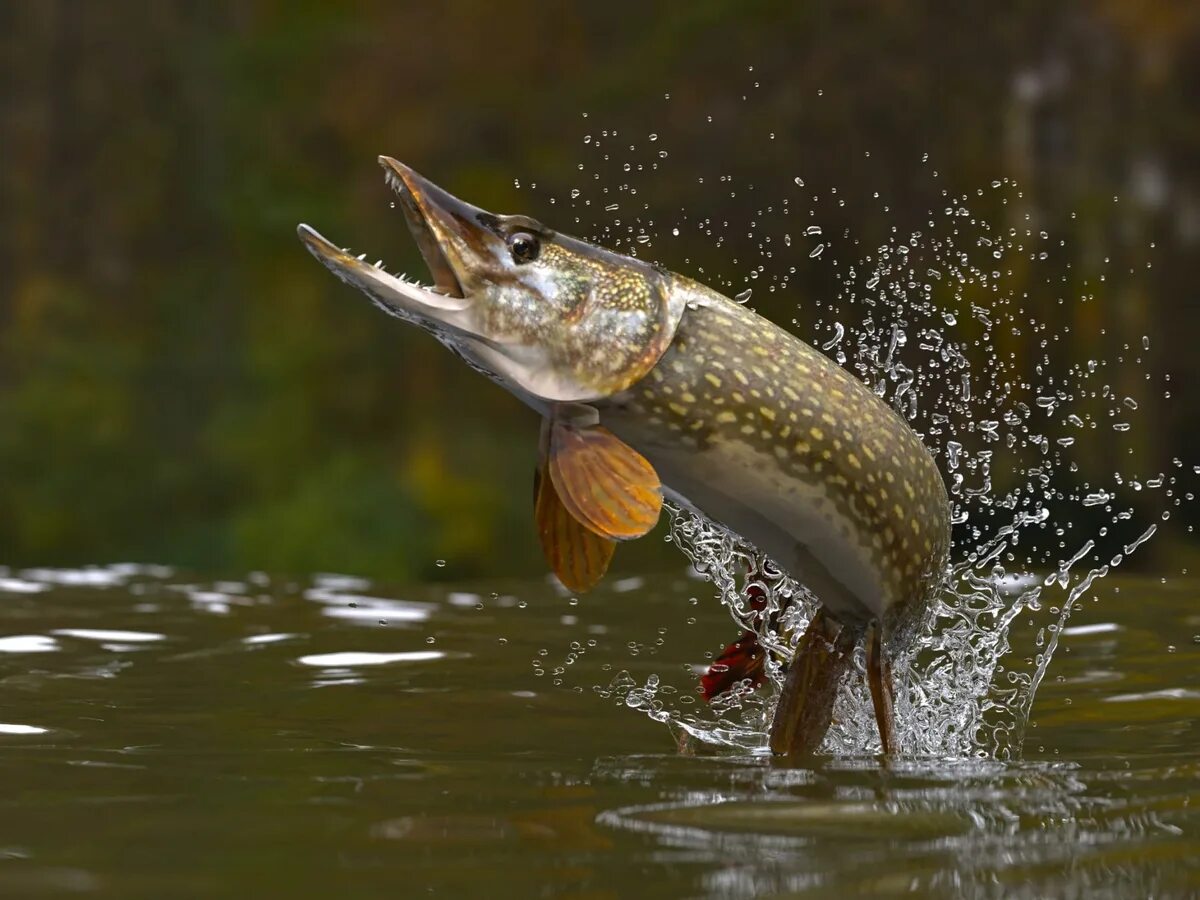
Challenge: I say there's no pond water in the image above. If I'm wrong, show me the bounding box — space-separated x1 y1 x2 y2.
0 564 1196 897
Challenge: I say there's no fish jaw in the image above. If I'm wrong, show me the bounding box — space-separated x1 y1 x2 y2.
297 224 472 324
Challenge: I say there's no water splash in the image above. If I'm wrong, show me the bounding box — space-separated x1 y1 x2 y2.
538 114 1190 760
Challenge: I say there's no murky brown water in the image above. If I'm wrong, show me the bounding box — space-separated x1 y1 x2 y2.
0 565 1197 897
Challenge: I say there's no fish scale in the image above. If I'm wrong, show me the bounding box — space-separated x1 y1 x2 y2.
602 280 950 630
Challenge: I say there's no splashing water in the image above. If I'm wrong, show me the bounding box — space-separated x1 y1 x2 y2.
521 103 1189 760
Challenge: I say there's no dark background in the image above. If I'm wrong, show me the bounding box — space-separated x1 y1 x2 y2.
2 1 1198 582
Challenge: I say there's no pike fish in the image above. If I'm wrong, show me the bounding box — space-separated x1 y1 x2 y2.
298 158 951 756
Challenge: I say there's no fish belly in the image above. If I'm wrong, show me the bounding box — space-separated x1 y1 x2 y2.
623 432 890 625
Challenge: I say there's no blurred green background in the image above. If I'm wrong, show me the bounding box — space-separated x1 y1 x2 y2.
1 1 1198 582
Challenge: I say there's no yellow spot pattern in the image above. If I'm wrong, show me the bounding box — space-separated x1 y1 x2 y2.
618 281 951 617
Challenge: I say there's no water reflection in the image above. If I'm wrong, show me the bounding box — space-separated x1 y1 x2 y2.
594 754 1197 896
304 583 435 624
53 629 166 643
0 565 1194 895
297 650 446 667
0 635 59 653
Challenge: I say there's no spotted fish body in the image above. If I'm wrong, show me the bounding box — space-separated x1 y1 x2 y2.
600 279 950 632
299 158 952 754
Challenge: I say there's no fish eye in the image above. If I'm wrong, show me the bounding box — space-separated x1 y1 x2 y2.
507 231 540 264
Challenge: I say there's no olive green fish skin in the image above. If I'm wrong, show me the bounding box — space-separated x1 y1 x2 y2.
298 160 950 632
600 278 951 628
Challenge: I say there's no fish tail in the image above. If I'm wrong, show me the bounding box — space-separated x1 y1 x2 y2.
768 609 857 756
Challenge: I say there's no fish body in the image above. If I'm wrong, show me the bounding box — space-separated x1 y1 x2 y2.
299 159 951 755
599 282 949 630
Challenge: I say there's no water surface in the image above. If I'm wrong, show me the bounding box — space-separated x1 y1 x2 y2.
0 565 1196 897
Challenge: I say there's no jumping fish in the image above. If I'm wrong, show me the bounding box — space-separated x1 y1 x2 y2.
298 159 951 756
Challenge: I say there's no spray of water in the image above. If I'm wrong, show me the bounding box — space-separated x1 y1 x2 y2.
522 97 1186 760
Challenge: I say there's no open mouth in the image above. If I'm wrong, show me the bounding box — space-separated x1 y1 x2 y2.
380 157 464 300
296 158 469 318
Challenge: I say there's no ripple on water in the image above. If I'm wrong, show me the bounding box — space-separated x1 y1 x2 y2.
242 633 300 645
0 635 60 653
0 578 50 594
297 650 446 667
52 629 166 643
304 586 434 625
15 565 158 588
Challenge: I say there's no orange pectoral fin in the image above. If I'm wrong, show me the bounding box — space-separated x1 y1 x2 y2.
547 422 662 541
535 461 616 593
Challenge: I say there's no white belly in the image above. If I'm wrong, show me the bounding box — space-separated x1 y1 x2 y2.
615 430 891 624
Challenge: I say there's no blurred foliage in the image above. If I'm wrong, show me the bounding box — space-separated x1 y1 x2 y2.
1 1 1198 580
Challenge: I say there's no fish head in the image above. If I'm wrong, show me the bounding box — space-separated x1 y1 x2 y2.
298 158 685 403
